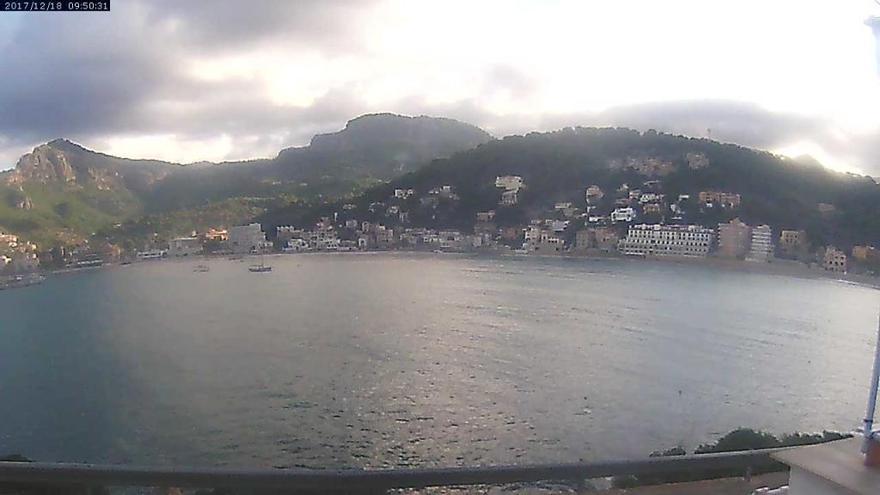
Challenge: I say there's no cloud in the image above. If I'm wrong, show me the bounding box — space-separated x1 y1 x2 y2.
0 0 877 174
593 101 880 174
142 0 370 53
0 1 378 165
410 99 878 174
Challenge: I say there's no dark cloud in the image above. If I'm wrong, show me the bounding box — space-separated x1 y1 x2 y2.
142 0 370 52
0 0 380 165
0 2 875 175
0 5 175 139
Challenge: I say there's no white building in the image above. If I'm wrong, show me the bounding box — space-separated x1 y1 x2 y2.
438 230 466 250
228 223 268 254
495 175 523 190
306 222 339 250
824 246 847 273
500 189 519 206
638 192 663 204
550 220 569 232
276 226 304 241
283 238 309 252
168 237 202 257
524 226 542 246
320 238 341 251
533 231 565 254
476 211 496 222
394 188 415 199
746 224 774 262
619 224 714 257
585 185 604 204
429 185 457 198
611 207 637 223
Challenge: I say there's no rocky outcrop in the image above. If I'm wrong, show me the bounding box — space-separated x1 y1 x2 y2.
16 194 33 210
6 143 77 185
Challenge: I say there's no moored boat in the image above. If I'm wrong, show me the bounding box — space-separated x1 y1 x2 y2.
248 253 272 272
0 273 46 290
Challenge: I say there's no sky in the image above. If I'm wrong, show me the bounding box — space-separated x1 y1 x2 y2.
1 0 880 174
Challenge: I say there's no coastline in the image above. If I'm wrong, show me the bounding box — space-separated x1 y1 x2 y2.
34 248 880 290
555 250 880 289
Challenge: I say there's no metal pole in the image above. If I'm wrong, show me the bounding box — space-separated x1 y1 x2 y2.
862 306 880 453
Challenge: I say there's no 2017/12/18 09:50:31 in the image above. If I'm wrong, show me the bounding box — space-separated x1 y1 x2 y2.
0 1 109 11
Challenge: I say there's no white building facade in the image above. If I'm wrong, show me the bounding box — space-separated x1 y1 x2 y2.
746 224 774 262
619 224 714 257
495 175 523 190
611 207 636 223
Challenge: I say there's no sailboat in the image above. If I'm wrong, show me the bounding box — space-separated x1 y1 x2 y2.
248 252 272 272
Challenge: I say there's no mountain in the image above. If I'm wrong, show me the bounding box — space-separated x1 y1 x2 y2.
145 113 490 211
0 140 184 245
260 127 880 250
0 114 492 246
271 113 492 179
6 139 182 192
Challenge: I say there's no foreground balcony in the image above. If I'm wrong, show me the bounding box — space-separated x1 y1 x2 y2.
0 442 807 494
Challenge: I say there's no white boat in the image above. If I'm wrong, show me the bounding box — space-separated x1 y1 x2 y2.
136 249 166 261
248 253 272 272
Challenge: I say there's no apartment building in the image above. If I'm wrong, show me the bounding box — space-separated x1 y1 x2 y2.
618 224 713 257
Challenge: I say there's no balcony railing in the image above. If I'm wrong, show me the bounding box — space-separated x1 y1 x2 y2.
0 447 791 492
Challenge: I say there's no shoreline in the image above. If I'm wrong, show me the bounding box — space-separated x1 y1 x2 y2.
518 250 880 289
33 248 880 289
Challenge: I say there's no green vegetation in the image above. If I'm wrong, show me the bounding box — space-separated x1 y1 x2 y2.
0 114 489 252
0 182 143 246
612 428 851 488
262 127 880 252
96 198 276 252
8 122 880 257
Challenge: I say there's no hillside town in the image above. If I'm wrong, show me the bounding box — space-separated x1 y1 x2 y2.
4 173 879 282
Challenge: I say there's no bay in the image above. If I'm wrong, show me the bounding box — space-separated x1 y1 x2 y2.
0 253 875 468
